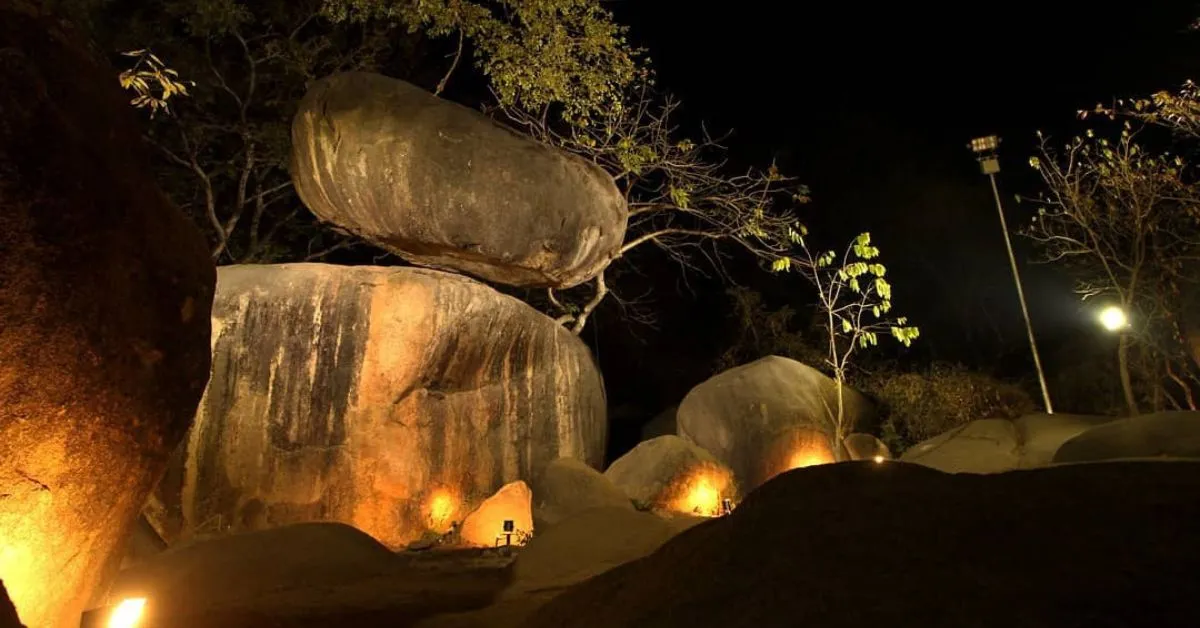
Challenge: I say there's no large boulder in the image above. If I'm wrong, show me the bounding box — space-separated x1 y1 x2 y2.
523 461 1200 628
156 264 606 549
1053 411 1200 464
532 458 632 530
901 414 1115 473
291 71 628 289
0 5 214 627
604 436 736 516
677 356 874 491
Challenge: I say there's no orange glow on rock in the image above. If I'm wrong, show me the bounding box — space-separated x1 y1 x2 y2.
459 481 533 547
425 488 459 533
668 465 736 517
759 428 838 487
787 448 835 470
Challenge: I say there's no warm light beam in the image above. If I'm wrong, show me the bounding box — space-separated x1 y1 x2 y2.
108 598 146 628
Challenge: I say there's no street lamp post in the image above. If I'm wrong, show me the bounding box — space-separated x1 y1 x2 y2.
968 135 1054 414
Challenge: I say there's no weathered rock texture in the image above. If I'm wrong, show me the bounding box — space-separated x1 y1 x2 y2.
902 414 1115 473
604 436 736 516
0 5 215 627
1053 411 1200 464
532 457 632 530
524 461 1200 628
291 71 628 289
157 264 606 549
677 356 875 491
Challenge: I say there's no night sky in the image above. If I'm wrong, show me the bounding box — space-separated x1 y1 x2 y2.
590 1 1200 452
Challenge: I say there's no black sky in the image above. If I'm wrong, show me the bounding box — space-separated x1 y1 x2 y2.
590 2 1200 451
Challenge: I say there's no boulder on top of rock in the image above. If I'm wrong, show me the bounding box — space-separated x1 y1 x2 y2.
291 71 628 289
677 356 875 491
901 418 1020 473
843 433 890 461
460 481 534 548
510 507 683 595
110 522 400 616
604 436 736 517
155 264 606 549
0 5 214 627
522 461 1200 628
1053 411 1200 464
532 458 631 530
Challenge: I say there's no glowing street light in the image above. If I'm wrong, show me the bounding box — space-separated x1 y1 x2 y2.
968 135 1054 414
1098 305 1129 332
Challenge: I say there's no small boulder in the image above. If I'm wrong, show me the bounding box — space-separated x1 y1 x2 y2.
901 418 1020 473
1053 411 1200 464
604 436 736 517
843 433 891 461
510 507 678 594
677 356 874 491
460 481 534 548
532 458 631 530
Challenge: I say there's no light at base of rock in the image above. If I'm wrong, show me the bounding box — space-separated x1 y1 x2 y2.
424 488 460 534
79 598 146 628
459 481 534 547
669 467 734 518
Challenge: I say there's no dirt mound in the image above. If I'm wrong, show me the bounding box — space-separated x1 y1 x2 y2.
110 523 402 613
523 461 1200 628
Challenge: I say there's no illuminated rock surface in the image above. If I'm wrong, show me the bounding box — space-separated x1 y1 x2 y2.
460 481 534 548
0 5 215 627
290 71 628 289
842 432 890 461
523 461 1200 628
677 356 874 491
603 436 735 516
532 457 632 530
154 263 606 548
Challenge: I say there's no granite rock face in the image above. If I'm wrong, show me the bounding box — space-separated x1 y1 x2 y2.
291 71 628 289
155 264 606 548
0 4 214 626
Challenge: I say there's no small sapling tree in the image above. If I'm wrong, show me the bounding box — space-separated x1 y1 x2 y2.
773 231 919 454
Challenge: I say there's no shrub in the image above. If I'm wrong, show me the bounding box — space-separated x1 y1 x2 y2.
864 363 1037 454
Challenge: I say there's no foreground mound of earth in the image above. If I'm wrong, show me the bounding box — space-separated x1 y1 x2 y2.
523 460 1200 628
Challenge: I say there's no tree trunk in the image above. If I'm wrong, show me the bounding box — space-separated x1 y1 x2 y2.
1118 332 1139 416
834 370 847 461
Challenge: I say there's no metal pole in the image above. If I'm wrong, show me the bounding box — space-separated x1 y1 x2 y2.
987 172 1054 413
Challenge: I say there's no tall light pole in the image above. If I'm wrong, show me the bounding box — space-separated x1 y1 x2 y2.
968 135 1054 414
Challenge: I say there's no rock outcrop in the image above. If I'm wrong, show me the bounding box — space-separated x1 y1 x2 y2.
523 461 1200 628
677 356 874 491
532 458 632 530
0 5 215 627
901 414 1115 473
291 71 628 289
604 436 736 516
156 264 606 549
1053 411 1200 464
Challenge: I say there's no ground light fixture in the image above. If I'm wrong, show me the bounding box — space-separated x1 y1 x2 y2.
872 455 885 464
80 597 146 628
968 134 1055 414
1098 305 1130 332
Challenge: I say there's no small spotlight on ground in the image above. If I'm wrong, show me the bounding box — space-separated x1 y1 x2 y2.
1098 305 1129 332
108 598 145 628
872 455 884 464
